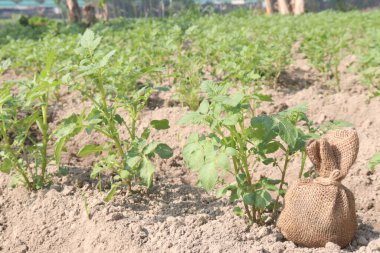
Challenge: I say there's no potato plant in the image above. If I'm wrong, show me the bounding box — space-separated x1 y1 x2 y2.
180 81 315 224
0 52 59 190
356 27 380 97
55 30 173 200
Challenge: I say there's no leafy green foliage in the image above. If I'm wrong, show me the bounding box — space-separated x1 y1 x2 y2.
55 29 173 200
0 59 11 75
0 52 59 190
1 11 379 97
180 81 315 224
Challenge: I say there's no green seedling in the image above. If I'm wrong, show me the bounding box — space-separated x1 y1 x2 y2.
55 30 173 200
180 81 317 224
0 52 59 190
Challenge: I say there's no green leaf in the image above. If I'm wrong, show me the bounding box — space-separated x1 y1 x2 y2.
198 99 209 114
216 184 237 199
44 50 56 75
277 118 298 148
243 190 272 209
279 104 308 116
252 93 272 102
119 170 130 179
243 192 256 206
155 143 173 159
225 147 238 156
250 115 276 142
104 182 121 202
54 137 66 165
99 50 116 68
114 114 125 125
222 114 239 126
216 152 230 171
54 116 81 139
199 163 218 192
140 158 155 188
80 29 101 52
126 156 141 168
177 112 206 125
263 141 280 154
0 158 12 174
183 142 204 171
222 92 244 107
77 144 103 157
141 128 151 140
144 142 159 155
201 81 229 97
90 164 107 179
0 88 11 106
216 186 228 198
233 206 243 217
262 178 280 191
262 158 276 165
251 115 275 130
368 152 380 171
150 119 170 130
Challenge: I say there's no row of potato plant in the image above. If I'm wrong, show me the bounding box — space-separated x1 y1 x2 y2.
0 27 375 224
0 30 173 199
2 11 379 109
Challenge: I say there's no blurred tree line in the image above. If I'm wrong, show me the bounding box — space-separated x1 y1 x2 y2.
11 0 380 23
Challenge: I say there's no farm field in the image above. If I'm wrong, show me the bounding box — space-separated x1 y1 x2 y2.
0 10 380 253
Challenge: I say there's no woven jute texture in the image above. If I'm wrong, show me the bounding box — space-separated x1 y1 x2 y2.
277 129 359 248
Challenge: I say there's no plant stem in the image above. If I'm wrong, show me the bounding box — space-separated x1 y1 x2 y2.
40 96 49 184
298 150 306 179
131 115 136 141
96 72 129 190
272 150 290 220
251 206 257 223
1 124 33 190
97 76 126 170
244 204 253 222
230 127 257 223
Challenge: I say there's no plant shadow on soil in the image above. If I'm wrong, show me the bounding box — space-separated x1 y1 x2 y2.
53 165 226 222
154 183 225 218
54 165 94 188
276 68 318 93
114 183 226 222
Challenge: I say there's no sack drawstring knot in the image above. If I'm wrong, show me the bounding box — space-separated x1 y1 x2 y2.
314 169 342 186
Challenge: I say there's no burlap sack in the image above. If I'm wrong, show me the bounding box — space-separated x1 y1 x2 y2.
277 129 359 248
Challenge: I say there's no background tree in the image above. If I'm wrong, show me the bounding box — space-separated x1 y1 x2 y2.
294 0 304 15
265 0 273 15
66 0 81 22
83 4 96 25
99 0 109 21
278 0 290 14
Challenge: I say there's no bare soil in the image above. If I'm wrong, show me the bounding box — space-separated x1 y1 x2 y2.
0 58 379 253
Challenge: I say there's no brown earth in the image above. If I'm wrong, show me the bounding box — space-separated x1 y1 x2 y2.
0 57 380 253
